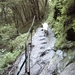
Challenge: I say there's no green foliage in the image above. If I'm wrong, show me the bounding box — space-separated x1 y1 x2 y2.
46 0 57 24
54 33 66 49
8 33 28 51
0 50 21 74
46 0 75 49
0 23 17 45
4 50 21 65
0 22 28 74
52 22 64 35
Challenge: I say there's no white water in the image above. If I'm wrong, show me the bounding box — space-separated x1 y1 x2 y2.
8 27 66 75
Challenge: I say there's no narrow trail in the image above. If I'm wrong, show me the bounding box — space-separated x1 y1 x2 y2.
8 27 63 75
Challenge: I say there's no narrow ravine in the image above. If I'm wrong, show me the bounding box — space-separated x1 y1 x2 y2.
1 0 75 75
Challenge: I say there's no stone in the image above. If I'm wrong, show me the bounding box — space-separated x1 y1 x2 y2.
60 62 75 75
30 63 41 75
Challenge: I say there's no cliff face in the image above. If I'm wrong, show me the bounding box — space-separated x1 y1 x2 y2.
44 0 75 74
46 0 75 50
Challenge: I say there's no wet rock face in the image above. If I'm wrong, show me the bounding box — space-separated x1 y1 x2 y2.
30 27 61 75
9 27 70 75
8 27 75 75
66 28 75 41
60 62 75 75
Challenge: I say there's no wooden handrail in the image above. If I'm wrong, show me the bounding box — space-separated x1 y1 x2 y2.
25 16 35 44
17 16 36 75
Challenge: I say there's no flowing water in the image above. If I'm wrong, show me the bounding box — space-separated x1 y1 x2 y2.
8 27 68 75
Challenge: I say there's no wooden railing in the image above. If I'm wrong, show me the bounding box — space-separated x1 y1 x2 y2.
17 16 35 75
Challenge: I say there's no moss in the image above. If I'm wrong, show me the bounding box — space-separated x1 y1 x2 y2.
54 34 66 49
0 50 21 74
8 33 28 52
46 0 57 24
0 23 28 74
0 23 17 38
0 23 17 49
46 0 75 49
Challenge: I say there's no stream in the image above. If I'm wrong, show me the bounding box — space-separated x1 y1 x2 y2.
8 27 75 75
